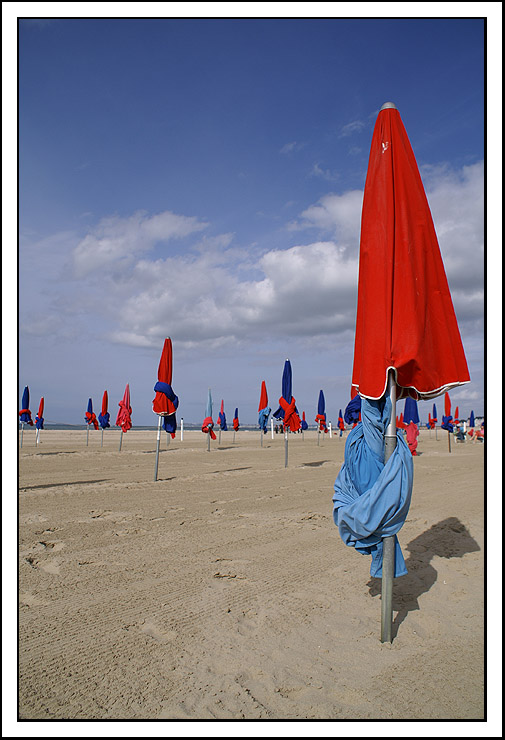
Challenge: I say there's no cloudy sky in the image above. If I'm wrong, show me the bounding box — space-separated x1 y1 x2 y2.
13 10 492 427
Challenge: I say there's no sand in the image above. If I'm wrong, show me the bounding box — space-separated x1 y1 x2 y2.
17 427 485 721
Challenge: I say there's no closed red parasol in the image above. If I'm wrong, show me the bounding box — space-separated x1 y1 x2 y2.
351 104 470 401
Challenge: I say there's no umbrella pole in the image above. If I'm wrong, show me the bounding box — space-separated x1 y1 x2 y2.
86 425 89 447
181 418 184 442
448 430 451 453
20 423 24 448
284 427 288 468
317 429 320 446
119 430 123 452
271 418 274 439
207 431 211 452
154 416 162 481
101 428 104 447
329 422 332 438
36 428 40 445
219 429 222 445
233 431 236 444
435 426 438 441
381 370 397 644
260 430 263 447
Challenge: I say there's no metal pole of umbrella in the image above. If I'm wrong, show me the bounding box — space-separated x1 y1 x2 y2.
260 430 263 447
36 428 40 445
381 369 397 643
271 418 274 439
20 423 24 448
329 422 332 438
154 416 162 481
181 418 184 442
435 426 438 441
207 431 211 452
166 431 170 447
86 424 89 447
101 428 104 448
317 429 320 446
448 430 451 453
119 430 123 452
219 429 221 445
284 427 288 468
233 431 236 444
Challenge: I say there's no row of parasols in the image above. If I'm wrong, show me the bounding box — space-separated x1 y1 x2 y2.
18 361 478 450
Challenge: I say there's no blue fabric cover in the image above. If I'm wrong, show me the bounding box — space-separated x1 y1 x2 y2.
344 395 361 424
258 406 271 433
301 417 308 431
154 381 179 433
35 415 44 430
403 396 420 424
432 403 438 420
332 395 413 578
98 412 110 429
469 410 475 428
441 415 453 432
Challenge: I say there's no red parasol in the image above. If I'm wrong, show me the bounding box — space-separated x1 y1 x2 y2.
351 104 470 401
444 391 451 418
116 384 132 432
258 381 268 412
343 102 470 643
153 338 177 418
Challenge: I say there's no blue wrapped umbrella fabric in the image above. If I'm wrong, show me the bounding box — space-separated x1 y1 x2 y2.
441 415 454 432
332 396 413 578
469 410 475 428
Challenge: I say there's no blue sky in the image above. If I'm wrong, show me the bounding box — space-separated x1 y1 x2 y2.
13 11 491 426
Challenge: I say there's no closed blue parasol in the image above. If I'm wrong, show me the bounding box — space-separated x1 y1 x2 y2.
316 390 328 433
19 386 33 425
85 398 98 429
272 359 301 467
469 410 475 428
403 397 420 425
217 400 228 431
338 409 345 436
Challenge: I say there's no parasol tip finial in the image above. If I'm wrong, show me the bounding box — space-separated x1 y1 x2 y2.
380 101 398 111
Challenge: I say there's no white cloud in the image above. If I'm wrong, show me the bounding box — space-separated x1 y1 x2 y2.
290 190 364 248
338 120 366 138
21 161 483 366
72 210 208 277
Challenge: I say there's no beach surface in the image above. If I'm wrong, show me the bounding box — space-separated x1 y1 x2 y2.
18 427 484 720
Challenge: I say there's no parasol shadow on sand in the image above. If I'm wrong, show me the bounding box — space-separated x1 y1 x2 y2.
367 517 480 639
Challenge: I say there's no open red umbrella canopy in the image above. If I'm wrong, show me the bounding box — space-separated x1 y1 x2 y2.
351 103 470 401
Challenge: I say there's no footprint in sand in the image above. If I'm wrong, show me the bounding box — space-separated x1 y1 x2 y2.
39 560 61 574
140 620 177 643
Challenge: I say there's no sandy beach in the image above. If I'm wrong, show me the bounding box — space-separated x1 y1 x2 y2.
17 427 485 721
